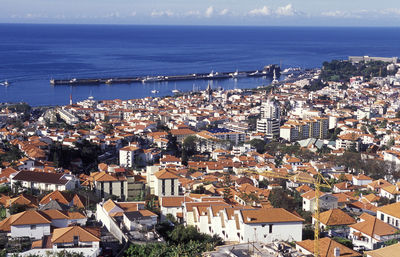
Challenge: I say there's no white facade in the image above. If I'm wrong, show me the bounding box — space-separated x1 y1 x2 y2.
154 177 179 197
302 194 338 213
11 224 50 240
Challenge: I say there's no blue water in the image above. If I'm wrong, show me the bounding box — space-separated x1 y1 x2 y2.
0 24 400 106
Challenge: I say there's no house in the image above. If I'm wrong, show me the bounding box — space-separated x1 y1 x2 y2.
0 210 51 240
160 155 182 167
233 208 304 243
296 237 361 257
160 196 192 222
365 242 400 257
333 182 357 193
154 169 179 197
119 145 140 168
313 208 356 230
27 226 101 257
377 202 400 229
353 174 373 186
380 183 400 202
51 226 100 250
123 210 158 231
349 213 400 250
10 170 79 192
301 190 338 213
193 206 304 244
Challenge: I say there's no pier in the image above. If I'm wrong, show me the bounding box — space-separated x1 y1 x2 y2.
50 65 280 85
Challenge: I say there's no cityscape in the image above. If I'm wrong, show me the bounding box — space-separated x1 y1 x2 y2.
1 1 400 257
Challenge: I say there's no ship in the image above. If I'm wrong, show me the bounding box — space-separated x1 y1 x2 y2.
151 89 159 94
0 80 9 86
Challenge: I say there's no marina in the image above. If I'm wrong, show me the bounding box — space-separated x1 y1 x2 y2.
50 65 280 86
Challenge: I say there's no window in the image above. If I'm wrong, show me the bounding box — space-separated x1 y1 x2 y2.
162 179 165 195
269 224 273 233
73 236 79 247
109 181 113 195
381 214 385 220
30 225 36 230
171 179 175 195
121 181 124 198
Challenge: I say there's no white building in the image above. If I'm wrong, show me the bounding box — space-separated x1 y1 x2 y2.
192 206 303 244
301 190 338 213
153 169 179 197
119 145 140 168
257 94 281 138
10 170 79 192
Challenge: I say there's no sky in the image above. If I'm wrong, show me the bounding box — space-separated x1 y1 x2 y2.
1 0 400 26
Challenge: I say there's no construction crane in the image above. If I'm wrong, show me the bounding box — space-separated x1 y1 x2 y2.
240 168 332 257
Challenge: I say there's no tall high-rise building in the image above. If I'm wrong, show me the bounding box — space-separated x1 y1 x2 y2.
257 92 281 138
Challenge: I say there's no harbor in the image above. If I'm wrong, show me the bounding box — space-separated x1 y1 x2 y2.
50 65 280 85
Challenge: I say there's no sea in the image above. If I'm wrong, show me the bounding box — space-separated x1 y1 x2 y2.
0 24 400 106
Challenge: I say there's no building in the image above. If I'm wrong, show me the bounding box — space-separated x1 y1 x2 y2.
377 202 400 228
336 133 361 151
192 205 303 244
0 210 51 240
366 242 400 257
349 213 400 250
257 93 281 138
10 170 79 192
153 169 179 197
119 145 140 168
57 108 79 125
301 190 338 213
296 237 361 257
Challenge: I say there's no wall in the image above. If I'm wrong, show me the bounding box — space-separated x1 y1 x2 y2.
11 224 50 240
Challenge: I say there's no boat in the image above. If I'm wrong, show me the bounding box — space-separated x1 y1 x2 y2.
230 69 246 78
172 89 180 93
207 70 216 78
142 76 164 83
69 78 77 83
151 90 159 94
249 70 260 76
0 80 9 86
281 67 302 75
105 79 113 84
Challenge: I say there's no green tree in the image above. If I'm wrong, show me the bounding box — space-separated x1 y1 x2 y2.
222 173 233 201
249 139 267 154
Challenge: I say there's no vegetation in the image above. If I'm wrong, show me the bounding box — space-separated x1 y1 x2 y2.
125 225 222 257
332 237 353 249
320 60 396 82
0 143 23 167
49 140 102 173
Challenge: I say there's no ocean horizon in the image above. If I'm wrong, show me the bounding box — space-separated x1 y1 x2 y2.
1 23 399 106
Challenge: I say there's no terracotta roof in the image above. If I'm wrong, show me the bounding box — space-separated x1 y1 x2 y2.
377 202 400 219
316 209 356 226
40 190 73 205
161 196 192 207
155 169 179 179
52 226 100 244
240 208 304 224
296 237 361 257
349 213 398 238
9 210 51 226
365 242 400 257
12 170 68 185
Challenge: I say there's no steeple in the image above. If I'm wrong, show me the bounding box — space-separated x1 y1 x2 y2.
206 83 213 102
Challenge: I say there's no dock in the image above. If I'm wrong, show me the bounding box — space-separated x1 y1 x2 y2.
50 65 280 85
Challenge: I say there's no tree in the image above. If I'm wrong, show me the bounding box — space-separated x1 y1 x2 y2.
268 188 297 211
333 237 353 249
222 173 233 201
249 139 267 154
9 203 28 214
